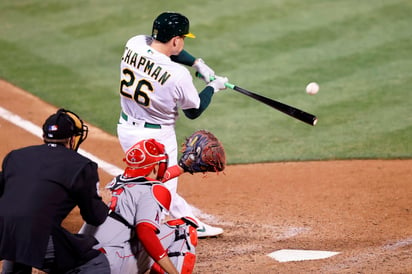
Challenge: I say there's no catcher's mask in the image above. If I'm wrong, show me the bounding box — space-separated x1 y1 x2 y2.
123 139 168 180
42 108 88 151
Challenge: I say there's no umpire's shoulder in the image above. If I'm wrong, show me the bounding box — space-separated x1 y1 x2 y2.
68 149 98 171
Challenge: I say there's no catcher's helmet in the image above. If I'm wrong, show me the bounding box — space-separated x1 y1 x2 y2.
123 139 168 180
151 12 195 43
42 108 88 151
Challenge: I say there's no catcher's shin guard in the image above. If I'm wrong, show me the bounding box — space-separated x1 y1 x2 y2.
150 252 195 274
178 251 196 274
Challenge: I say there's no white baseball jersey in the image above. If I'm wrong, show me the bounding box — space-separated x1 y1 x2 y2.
117 35 203 220
119 35 200 126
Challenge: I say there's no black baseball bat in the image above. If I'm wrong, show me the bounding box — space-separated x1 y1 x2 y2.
197 73 318 126
230 84 318 126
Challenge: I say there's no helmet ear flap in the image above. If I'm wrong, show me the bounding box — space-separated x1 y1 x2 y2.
156 154 169 181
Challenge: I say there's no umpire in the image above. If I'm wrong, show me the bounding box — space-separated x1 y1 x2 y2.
0 109 109 273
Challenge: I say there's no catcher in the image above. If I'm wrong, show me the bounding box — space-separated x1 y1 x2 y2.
80 131 225 273
80 139 199 274
162 129 226 183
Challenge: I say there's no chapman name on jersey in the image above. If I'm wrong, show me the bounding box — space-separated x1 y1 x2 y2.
121 38 171 86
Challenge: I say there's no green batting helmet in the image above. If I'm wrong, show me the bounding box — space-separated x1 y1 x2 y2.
151 12 196 43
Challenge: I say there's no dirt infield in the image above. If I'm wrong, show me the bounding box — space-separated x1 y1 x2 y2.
1 80 411 273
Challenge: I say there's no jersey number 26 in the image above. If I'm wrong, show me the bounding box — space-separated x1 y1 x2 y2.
120 68 153 107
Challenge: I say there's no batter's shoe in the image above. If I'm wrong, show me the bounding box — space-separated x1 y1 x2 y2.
196 221 224 238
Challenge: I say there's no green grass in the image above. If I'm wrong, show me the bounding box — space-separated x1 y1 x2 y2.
1 0 411 163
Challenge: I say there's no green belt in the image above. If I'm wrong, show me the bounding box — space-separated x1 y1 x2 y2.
121 111 161 129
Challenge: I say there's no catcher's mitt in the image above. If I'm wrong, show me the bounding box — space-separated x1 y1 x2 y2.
178 130 226 174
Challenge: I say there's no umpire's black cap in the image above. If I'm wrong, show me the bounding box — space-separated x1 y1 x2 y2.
42 109 88 151
152 12 195 43
43 110 77 139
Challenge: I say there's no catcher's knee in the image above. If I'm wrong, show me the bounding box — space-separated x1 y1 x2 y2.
165 217 198 247
161 217 197 273
165 216 197 228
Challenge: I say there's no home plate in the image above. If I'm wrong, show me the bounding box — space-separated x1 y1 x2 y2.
267 249 340 262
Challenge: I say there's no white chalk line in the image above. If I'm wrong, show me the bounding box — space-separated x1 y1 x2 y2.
383 237 412 250
320 237 412 272
0 106 123 176
190 205 226 224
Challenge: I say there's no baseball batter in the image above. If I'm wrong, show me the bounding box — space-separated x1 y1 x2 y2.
116 12 228 237
81 139 198 274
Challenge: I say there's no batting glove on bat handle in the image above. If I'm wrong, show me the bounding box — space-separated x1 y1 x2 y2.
192 58 215 84
207 75 229 93
196 72 235 90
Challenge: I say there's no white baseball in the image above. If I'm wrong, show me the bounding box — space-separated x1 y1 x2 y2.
306 82 319 95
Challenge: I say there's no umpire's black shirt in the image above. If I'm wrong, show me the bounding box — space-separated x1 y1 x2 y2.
0 143 108 272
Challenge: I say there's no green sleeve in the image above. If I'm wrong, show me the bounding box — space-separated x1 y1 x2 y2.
171 50 196 66
183 86 214 119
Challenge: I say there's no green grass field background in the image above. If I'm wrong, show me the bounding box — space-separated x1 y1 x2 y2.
1 0 411 164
